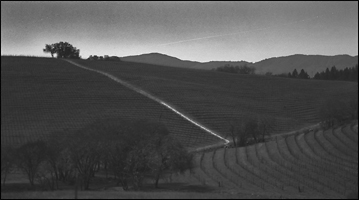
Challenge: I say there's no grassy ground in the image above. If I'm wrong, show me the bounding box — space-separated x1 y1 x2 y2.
1 56 220 149
0 173 319 199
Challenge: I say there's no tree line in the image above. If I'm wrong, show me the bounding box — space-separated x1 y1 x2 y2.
1 118 192 191
271 68 310 79
313 65 358 82
271 65 358 82
226 114 276 148
214 63 358 83
87 55 121 61
213 64 256 75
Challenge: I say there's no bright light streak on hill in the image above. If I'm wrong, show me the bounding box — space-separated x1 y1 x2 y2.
64 59 230 145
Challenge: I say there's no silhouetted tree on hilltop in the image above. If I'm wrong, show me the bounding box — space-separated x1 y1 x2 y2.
43 42 80 59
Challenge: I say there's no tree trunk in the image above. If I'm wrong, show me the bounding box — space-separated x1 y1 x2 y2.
2 169 9 186
155 170 161 188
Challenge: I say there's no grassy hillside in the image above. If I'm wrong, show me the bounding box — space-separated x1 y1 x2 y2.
73 59 357 137
2 56 358 198
1 56 221 149
1 56 358 149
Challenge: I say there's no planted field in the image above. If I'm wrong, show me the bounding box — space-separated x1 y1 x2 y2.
169 122 358 198
73 59 358 138
1 56 358 198
1 56 221 149
2 56 358 149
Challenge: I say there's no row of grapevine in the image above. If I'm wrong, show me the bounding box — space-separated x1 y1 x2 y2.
169 122 358 198
1 57 222 149
75 59 358 140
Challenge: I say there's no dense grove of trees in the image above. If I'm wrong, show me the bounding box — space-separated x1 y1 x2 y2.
43 42 80 59
313 65 358 82
319 95 358 129
270 65 358 82
214 63 358 83
226 115 276 147
1 118 192 191
272 68 310 79
213 64 256 75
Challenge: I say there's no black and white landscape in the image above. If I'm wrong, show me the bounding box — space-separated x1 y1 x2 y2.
1 2 358 199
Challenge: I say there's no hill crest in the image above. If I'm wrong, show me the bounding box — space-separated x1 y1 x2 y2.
120 53 358 77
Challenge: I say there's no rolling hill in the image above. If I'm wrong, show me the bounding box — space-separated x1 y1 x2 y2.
121 53 201 69
1 56 358 198
252 54 359 77
121 53 358 77
67 58 357 143
1 56 358 150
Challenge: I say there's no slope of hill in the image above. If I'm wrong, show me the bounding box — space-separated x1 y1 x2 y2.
73 59 357 141
1 56 221 149
170 122 358 198
120 53 358 76
252 54 359 77
121 53 200 68
121 52 253 70
2 56 358 150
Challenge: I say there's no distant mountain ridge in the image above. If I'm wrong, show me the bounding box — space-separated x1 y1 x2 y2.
121 53 358 77
252 54 358 77
121 53 200 69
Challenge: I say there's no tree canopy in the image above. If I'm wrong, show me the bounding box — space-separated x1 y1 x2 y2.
214 64 256 75
43 42 80 59
5 117 192 191
313 65 358 82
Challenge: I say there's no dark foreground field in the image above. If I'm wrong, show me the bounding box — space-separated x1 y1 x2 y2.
2 122 357 199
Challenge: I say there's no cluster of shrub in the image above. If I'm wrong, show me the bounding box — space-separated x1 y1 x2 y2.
1 118 192 191
212 64 256 75
313 65 358 82
87 55 121 61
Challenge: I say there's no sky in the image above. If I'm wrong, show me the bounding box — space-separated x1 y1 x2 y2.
1 1 358 63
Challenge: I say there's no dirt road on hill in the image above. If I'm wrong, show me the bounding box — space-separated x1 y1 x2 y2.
64 59 229 146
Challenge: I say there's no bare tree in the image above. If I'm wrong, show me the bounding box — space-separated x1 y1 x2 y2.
257 115 277 142
1 146 14 186
67 131 105 190
227 115 277 147
14 140 47 186
147 135 193 188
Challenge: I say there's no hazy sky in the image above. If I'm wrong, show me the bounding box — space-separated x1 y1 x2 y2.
1 1 358 62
